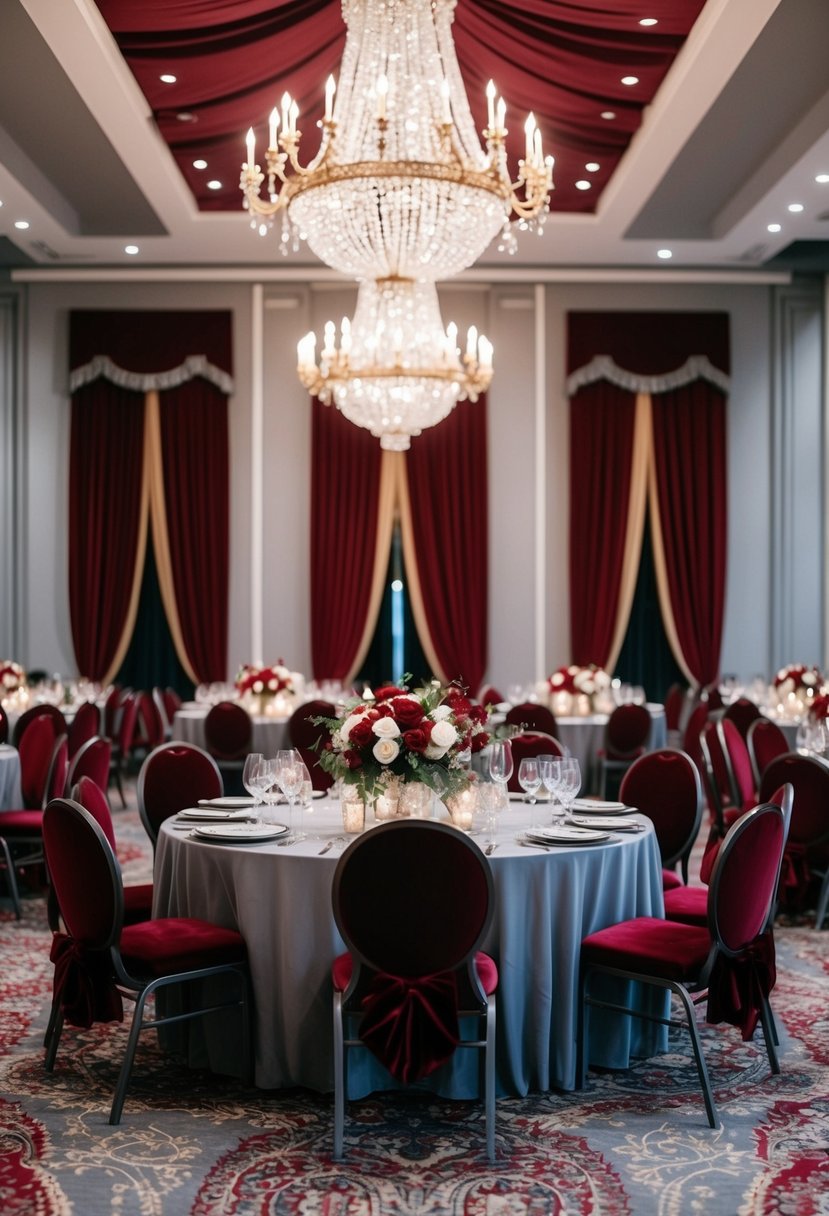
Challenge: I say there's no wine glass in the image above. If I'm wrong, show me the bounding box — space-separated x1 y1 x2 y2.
517 757 541 804
242 752 267 818
259 757 284 825
558 758 582 820
488 740 513 787
538 755 563 821
297 760 319 838
275 748 306 842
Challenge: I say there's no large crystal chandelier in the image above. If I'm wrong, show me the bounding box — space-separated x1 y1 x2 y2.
240 0 553 449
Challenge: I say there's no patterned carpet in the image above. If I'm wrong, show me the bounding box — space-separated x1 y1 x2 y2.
2 795 828 1215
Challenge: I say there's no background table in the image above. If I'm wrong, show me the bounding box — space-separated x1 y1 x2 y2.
172 706 291 756
154 801 666 1098
558 702 667 789
0 745 22 809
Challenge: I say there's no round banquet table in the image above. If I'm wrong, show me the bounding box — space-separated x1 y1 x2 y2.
172 706 291 756
0 745 22 810
153 800 666 1099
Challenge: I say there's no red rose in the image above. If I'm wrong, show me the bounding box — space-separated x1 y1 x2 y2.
375 702 395 718
470 730 489 753
348 719 374 748
374 685 405 702
468 704 488 725
390 697 425 727
403 726 432 753
343 750 363 770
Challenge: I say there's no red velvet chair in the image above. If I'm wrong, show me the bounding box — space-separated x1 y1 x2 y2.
131 691 166 759
759 752 829 926
504 702 558 737
109 691 140 808
67 700 101 758
66 735 112 795
597 704 652 798
0 731 70 916
664 683 685 734
722 697 763 741
11 703 67 749
699 718 739 835
681 702 709 772
506 731 564 793
136 741 222 847
288 699 335 791
331 820 498 1160
477 684 505 709
162 687 182 724
42 798 250 1124
103 685 130 742
578 801 786 1129
0 705 8 745
747 717 788 789
717 718 757 811
71 776 154 925
619 748 703 889
204 701 253 761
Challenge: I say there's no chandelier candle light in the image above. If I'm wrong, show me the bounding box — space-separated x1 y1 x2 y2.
241 0 553 449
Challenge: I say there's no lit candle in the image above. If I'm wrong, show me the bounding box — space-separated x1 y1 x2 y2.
322 320 336 358
440 77 451 123
485 79 496 130
524 112 536 161
289 100 299 134
478 335 494 370
245 127 255 167
376 73 388 120
281 91 292 134
325 74 336 122
534 127 543 165
466 325 478 360
268 108 279 149
342 796 365 833
496 96 506 132
340 316 352 355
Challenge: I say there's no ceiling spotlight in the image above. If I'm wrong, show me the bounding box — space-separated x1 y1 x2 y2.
207 180 222 190
160 73 177 84
621 76 639 86
657 248 672 259
601 110 616 120
193 159 208 170
815 174 829 184
575 180 591 190
14 220 29 230
639 17 658 26
787 203 804 213
767 223 782 233
585 162 600 172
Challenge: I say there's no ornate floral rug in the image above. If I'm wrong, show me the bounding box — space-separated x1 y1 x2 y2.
1 804 828 1215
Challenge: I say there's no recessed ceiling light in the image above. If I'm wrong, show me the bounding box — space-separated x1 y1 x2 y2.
639 17 658 26
575 180 592 191
160 73 177 84
767 223 782 233
207 180 222 190
787 203 804 213
14 220 29 230
815 173 829 184
585 162 600 172
621 75 639 86
193 158 208 170
657 248 672 259
601 110 616 120
124 245 139 256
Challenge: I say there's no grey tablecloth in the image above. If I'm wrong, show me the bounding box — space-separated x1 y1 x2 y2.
154 801 666 1098
172 707 291 756
0 746 22 810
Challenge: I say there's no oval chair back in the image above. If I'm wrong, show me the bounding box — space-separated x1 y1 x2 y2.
288 699 335 791
45 735 70 808
136 742 222 846
18 714 60 809
707 802 785 956
12 704 67 750
504 702 558 737
747 717 789 788
699 719 737 833
722 697 763 741
507 732 564 792
759 752 829 850
67 700 101 758
717 718 756 809
619 748 702 883
0 705 9 745
664 683 685 733
43 799 122 948
71 774 118 850
204 701 253 761
604 704 652 758
477 685 505 709
103 685 129 741
66 735 112 795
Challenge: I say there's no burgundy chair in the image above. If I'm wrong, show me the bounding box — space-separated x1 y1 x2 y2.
136 741 222 847
747 717 789 789
701 683 725 711
131 691 166 758
506 731 564 793
288 699 335 791
717 718 757 811
42 798 250 1124
0 732 70 916
331 820 498 1160
152 687 171 739
664 683 685 734
722 697 763 741
504 702 558 737
477 684 505 708
597 704 652 799
71 776 154 925
699 718 739 836
204 701 253 762
619 748 703 889
578 801 785 1129
162 687 183 724
109 692 140 808
681 702 709 772
67 700 101 758
0 705 8 745
759 752 829 927
66 735 113 795
103 685 130 742
11 703 67 750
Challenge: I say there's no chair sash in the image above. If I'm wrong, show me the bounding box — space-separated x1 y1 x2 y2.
358 968 460 1083
706 931 776 1041
49 933 123 1029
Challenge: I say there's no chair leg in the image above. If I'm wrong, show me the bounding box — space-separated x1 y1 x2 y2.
44 1004 64 1071
333 991 345 1160
758 991 780 1075
814 871 829 932
109 990 150 1125
0 838 21 919
484 995 496 1162
673 985 720 1130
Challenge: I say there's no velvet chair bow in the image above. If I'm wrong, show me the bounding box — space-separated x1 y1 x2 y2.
49 934 123 1029
706 931 776 1040
359 969 460 1083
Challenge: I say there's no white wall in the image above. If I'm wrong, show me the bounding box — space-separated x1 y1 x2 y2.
15 271 819 697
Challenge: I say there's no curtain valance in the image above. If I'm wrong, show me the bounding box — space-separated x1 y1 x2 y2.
69 354 234 396
566 354 730 398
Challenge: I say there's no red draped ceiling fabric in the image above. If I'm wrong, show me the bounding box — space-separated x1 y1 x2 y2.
69 311 232 684
567 312 729 687
95 0 705 218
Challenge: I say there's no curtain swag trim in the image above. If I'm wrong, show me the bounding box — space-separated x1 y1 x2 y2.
566 354 730 398
69 354 235 396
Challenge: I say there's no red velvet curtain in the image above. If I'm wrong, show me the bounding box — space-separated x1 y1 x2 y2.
569 380 637 667
310 401 383 680
650 380 727 687
405 400 488 692
68 382 146 681
158 380 229 681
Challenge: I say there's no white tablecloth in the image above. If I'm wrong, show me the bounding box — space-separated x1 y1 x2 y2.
172 707 291 756
0 746 22 810
154 801 666 1097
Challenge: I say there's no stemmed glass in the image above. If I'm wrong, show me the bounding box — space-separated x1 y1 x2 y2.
517 758 541 804
557 758 582 821
538 755 563 822
242 752 268 821
297 760 319 838
275 749 306 842
488 740 514 787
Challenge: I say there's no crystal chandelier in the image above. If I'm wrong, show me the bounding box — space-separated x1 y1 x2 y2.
240 0 553 448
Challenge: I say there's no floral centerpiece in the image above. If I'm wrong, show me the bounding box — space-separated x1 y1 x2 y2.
235 661 295 714
547 663 612 714
316 680 490 814
773 664 823 699
0 660 26 695
809 693 829 722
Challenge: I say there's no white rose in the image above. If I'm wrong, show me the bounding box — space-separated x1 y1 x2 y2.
339 712 366 743
803 672 817 686
573 672 589 692
424 742 448 760
551 672 564 687
373 738 400 764
267 678 278 691
430 719 458 750
431 705 452 722
372 717 401 740
253 680 264 693
595 670 611 690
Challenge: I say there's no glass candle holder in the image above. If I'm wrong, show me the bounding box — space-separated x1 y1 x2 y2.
341 792 366 834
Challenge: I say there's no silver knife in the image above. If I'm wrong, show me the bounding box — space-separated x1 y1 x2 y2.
318 839 334 855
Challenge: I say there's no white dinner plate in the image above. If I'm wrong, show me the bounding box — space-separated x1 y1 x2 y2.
571 799 632 814
192 822 288 843
509 791 545 802
524 826 610 845
198 796 257 809
567 815 640 832
177 807 255 821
